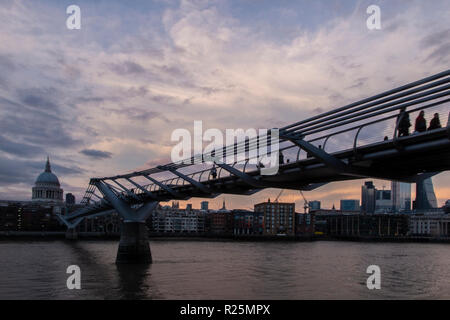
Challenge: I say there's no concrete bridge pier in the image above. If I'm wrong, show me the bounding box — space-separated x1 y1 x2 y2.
65 228 78 240
94 181 159 264
116 222 152 264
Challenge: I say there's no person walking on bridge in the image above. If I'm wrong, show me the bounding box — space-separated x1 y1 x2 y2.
428 113 442 130
279 150 284 165
414 110 427 133
210 165 217 179
397 107 411 137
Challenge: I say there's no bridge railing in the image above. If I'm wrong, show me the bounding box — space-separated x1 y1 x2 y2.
79 70 450 207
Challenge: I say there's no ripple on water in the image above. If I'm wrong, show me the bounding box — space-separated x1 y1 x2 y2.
1 240 450 299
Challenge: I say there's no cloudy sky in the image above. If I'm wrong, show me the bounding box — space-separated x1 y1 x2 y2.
0 0 449 210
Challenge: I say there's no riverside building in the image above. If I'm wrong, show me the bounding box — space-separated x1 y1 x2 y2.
254 200 295 236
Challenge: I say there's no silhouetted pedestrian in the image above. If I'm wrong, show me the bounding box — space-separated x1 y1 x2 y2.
414 110 426 133
397 107 411 137
279 151 284 165
428 113 442 130
211 166 217 179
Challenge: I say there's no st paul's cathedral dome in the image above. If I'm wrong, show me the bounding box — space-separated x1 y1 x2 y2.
32 157 63 203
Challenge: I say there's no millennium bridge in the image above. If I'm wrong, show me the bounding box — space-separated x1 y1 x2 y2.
58 70 450 264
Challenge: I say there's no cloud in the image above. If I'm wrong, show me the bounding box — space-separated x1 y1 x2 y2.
420 28 450 47
126 109 167 122
0 105 82 148
108 61 146 75
0 135 44 157
425 43 450 64
80 149 113 159
0 156 83 186
50 163 84 175
0 158 36 185
17 87 60 110
0 54 15 73
0 0 448 204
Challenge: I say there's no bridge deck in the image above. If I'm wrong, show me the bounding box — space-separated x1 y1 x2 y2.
64 127 449 221
61 70 450 223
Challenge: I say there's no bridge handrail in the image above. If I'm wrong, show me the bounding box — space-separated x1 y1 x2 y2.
92 70 448 182
300 86 450 136
169 70 450 168
79 70 450 206
285 78 450 135
283 69 450 131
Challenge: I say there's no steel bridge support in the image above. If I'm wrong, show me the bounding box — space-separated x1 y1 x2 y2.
95 180 158 264
56 215 84 241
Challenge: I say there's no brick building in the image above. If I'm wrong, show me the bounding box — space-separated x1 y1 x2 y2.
254 200 295 236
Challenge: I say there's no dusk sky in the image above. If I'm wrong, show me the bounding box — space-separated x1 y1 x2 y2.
0 0 449 210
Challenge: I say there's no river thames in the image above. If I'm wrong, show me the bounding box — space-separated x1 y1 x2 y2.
1 239 450 299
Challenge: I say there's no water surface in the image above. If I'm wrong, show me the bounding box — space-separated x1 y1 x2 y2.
1 240 449 299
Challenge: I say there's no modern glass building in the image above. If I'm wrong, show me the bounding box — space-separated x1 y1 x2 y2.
200 201 209 211
415 178 438 210
361 181 376 214
375 189 392 213
340 199 360 211
309 200 321 211
391 181 411 213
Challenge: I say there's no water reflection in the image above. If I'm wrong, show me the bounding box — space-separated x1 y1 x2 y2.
2 240 450 299
115 264 154 299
